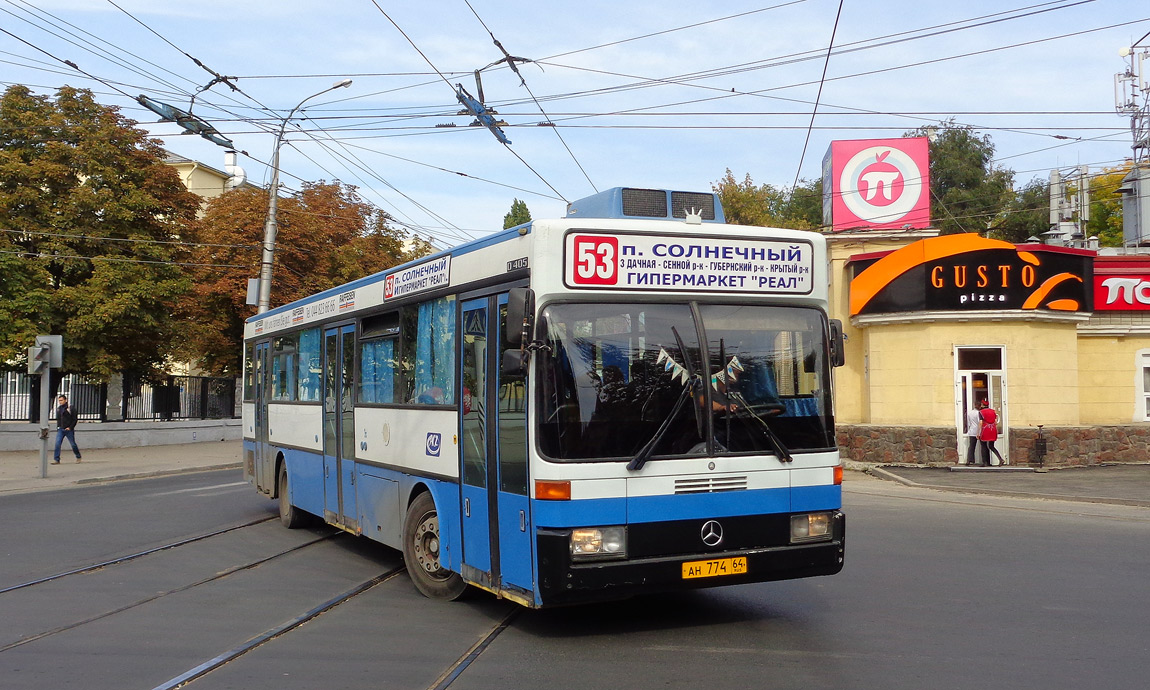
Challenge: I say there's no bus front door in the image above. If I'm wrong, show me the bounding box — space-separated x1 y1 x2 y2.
460 295 534 597
323 325 358 530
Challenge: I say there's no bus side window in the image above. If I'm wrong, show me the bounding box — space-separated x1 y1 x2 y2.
297 328 321 402
359 313 399 404
406 296 457 405
272 334 298 401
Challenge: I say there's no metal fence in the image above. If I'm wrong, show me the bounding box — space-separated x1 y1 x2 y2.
122 374 236 421
0 371 236 423
1 372 107 422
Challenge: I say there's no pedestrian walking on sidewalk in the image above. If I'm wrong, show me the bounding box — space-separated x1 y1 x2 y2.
963 401 983 465
53 394 82 464
978 400 1004 467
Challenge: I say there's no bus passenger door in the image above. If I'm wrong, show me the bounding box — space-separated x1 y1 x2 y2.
460 299 494 585
323 325 358 529
494 294 533 593
253 341 273 492
461 294 534 596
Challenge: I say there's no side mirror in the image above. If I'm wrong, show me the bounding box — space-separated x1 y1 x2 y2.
505 287 535 349
829 319 846 368
501 348 526 377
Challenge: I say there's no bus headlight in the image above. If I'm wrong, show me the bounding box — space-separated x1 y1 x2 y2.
570 526 627 561
790 512 833 543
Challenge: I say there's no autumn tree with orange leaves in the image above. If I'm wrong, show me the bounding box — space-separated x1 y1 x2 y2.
177 181 428 376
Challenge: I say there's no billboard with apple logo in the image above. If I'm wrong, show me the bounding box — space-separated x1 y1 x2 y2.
822 137 931 232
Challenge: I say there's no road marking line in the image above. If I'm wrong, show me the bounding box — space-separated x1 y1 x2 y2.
149 481 247 496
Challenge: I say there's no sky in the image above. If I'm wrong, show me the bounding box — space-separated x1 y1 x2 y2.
2 0 1148 248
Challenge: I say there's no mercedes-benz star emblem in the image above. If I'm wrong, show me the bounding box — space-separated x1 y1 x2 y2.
700 520 723 547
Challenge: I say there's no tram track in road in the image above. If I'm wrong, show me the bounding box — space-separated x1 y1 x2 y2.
0 515 278 596
151 571 523 690
427 607 522 690
0 528 340 654
151 566 408 690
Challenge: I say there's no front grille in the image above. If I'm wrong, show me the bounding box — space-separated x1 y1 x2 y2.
674 475 748 494
627 513 792 558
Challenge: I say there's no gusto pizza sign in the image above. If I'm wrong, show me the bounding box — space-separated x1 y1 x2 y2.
822 137 931 232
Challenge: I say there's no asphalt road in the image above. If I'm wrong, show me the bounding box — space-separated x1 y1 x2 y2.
0 470 1146 690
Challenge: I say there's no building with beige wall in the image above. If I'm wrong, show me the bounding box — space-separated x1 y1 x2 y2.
164 150 254 210
829 231 1150 467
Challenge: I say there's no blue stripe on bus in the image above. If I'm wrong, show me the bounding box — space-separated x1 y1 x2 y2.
250 226 530 322
792 483 842 512
531 485 840 528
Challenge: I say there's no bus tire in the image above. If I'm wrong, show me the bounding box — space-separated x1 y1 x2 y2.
402 491 467 600
278 465 307 529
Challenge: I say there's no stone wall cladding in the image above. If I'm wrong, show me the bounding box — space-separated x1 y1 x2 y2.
837 424 1150 467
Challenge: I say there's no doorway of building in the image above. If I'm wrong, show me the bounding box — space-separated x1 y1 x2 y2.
955 347 1008 465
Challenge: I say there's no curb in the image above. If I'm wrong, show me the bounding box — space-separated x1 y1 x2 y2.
0 463 243 495
73 463 243 486
866 465 1150 509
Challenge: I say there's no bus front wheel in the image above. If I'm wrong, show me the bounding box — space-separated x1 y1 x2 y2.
402 492 467 600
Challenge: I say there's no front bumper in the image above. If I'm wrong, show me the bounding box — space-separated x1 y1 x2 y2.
536 511 845 607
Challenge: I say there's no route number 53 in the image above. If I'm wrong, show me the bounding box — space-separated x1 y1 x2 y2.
570 235 619 285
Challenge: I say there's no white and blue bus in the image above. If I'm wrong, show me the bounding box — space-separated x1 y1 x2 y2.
242 187 846 607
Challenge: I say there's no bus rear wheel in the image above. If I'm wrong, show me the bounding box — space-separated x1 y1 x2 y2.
278 465 307 529
402 492 467 600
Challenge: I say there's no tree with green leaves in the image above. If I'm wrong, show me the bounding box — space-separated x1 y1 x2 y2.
712 169 822 229
988 177 1050 244
1086 163 1131 247
503 198 532 229
179 181 424 376
907 122 1015 236
0 85 201 376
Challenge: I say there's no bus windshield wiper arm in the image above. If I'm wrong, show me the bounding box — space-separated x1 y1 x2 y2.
729 392 793 463
627 375 699 472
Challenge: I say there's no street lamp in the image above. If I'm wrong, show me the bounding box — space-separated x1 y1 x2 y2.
256 78 353 313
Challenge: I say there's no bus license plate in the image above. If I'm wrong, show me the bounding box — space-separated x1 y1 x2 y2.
681 557 748 579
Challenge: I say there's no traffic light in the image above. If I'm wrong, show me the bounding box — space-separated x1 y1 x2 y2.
28 342 51 375
27 335 61 375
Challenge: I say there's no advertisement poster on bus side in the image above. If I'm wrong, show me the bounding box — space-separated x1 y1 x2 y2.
563 232 812 294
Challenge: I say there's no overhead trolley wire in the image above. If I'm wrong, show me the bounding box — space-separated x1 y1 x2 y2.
465 0 597 195
368 0 569 203
791 0 844 194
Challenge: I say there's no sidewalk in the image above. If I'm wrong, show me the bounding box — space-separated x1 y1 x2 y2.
868 463 1150 508
0 440 242 495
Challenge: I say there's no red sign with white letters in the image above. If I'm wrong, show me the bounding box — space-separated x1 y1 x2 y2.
568 234 620 286
1094 258 1150 311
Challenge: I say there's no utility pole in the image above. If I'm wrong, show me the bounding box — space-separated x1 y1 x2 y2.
256 79 353 314
1115 43 1150 246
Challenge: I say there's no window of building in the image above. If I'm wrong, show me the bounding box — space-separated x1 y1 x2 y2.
1139 350 1150 421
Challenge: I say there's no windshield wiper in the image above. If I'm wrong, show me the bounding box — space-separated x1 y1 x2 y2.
627 374 699 472
729 391 794 463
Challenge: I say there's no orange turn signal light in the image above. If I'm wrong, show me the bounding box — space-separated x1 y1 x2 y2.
834 465 843 485
535 480 571 500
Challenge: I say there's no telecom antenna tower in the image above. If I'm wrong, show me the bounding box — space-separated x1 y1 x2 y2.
1116 43 1150 245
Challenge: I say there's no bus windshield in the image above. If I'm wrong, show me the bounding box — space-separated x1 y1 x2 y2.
537 302 835 462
